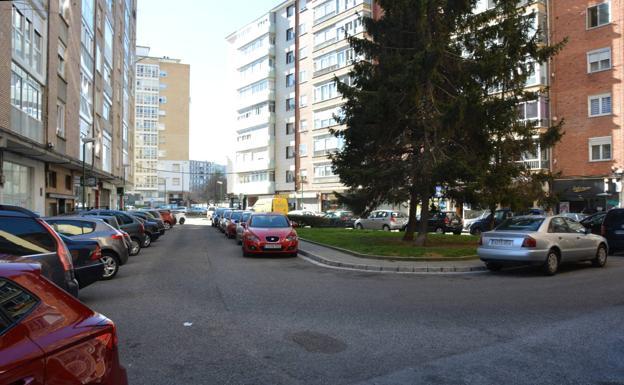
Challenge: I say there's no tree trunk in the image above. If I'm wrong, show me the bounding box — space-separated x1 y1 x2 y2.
414 192 431 246
402 190 419 241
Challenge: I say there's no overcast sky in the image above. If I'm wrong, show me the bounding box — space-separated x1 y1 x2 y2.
136 0 278 165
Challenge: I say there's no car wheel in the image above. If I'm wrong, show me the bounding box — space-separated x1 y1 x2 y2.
163 221 171 230
100 253 120 280
592 244 608 267
143 234 152 248
179 217 185 225
356 223 364 230
485 262 502 272
471 228 482 236
289 252 298 258
242 249 251 258
435 227 444 234
543 250 559 276
129 239 141 256
382 225 390 231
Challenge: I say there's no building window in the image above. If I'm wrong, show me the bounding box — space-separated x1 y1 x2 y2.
286 122 295 135
286 27 295 41
286 146 295 159
286 170 295 183
56 101 65 138
301 119 308 132
12 7 24 59
172 163 181 172
10 63 43 121
286 73 295 87
299 144 308 157
588 93 612 117
300 95 308 108
287 4 295 17
314 81 338 102
587 2 610 28
589 137 612 161
58 41 66 77
587 48 611 73
47 171 57 188
286 51 295 64
65 175 73 190
314 163 335 178
102 132 112 172
314 134 344 156
300 70 307 83
286 98 295 111
299 46 308 59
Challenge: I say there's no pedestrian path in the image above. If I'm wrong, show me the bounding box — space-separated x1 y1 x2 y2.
298 240 486 274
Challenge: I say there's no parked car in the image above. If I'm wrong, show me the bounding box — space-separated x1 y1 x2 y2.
580 211 607 235
158 210 176 228
45 216 130 280
225 210 244 239
0 205 79 297
83 210 146 256
128 211 163 246
88 215 133 253
468 209 514 235
58 234 104 288
288 209 317 217
416 211 463 234
212 208 226 227
130 210 166 235
235 211 253 244
478 216 608 275
241 213 298 257
324 210 356 228
560 212 588 222
354 210 408 231
596 208 624 254
207 206 217 219
219 209 233 233
462 210 489 232
171 209 187 225
0 263 128 384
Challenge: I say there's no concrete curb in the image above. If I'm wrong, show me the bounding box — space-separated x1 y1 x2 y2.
300 238 479 262
297 248 487 274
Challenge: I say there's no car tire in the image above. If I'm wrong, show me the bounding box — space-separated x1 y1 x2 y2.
179 217 185 225
435 227 444 234
382 225 390 231
242 249 251 258
237 239 242 245
143 233 152 248
592 244 608 267
453 231 461 235
100 253 120 280
129 238 141 256
543 250 559 276
164 221 171 230
471 228 482 236
289 252 298 258
356 223 364 230
485 262 502 272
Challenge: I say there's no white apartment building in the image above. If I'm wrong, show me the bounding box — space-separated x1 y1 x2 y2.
157 160 190 206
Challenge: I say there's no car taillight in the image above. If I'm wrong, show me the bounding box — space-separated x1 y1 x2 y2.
444 217 450 224
139 223 145 234
90 245 102 261
601 225 606 237
96 320 118 350
111 233 124 240
521 236 537 248
38 219 73 272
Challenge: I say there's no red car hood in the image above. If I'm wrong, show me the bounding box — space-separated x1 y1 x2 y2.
248 227 294 239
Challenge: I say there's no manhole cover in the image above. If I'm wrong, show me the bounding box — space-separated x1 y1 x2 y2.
290 331 347 354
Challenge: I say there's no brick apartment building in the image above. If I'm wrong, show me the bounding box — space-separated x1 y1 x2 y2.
550 0 623 212
0 0 136 215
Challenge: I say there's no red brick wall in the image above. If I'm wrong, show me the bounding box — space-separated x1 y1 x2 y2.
551 0 623 178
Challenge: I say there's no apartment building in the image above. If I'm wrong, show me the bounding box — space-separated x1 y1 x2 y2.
132 47 190 207
0 0 136 215
189 160 226 193
550 0 624 212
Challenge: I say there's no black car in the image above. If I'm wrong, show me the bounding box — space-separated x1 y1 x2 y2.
580 211 607 235
212 208 226 227
83 210 146 255
129 211 164 245
59 234 104 288
415 211 463 234
131 210 166 235
468 209 514 235
0 205 79 297
593 209 624 253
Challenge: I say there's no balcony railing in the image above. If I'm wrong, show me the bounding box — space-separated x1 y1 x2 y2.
314 64 340 78
522 159 549 170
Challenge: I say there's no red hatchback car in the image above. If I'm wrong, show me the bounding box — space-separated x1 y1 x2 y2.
241 213 298 257
0 263 128 385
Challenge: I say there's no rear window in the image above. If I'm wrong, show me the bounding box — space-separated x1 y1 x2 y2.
231 212 243 221
47 220 95 236
392 212 406 218
604 210 624 226
0 278 39 335
249 215 290 228
242 213 251 222
496 217 544 232
0 218 56 256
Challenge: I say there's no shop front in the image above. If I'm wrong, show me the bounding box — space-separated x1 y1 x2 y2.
45 165 76 216
0 154 45 214
553 178 621 213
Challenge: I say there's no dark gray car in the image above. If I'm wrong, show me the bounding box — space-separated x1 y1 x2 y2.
83 210 146 256
45 216 130 280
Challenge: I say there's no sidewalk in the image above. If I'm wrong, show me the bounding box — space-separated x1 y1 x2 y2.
298 240 486 274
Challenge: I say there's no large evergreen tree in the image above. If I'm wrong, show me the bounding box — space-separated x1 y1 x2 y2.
334 0 564 245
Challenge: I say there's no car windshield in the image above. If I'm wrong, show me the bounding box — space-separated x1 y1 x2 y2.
231 212 243 221
242 213 251 221
249 215 290 228
496 217 544 232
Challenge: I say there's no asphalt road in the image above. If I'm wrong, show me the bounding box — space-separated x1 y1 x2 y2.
80 221 624 385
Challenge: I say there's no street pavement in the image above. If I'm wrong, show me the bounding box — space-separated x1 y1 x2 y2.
80 221 624 385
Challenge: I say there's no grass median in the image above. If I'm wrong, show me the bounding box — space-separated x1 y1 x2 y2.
296 228 479 259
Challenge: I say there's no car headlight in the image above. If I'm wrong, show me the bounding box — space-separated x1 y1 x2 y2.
286 234 298 242
246 234 260 242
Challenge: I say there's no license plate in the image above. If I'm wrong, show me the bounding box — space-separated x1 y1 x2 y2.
264 244 282 249
489 239 513 246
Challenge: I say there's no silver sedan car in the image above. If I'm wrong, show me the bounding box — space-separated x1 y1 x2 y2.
478 216 608 275
235 211 253 245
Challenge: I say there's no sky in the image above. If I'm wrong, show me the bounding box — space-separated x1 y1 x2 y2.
136 0 279 165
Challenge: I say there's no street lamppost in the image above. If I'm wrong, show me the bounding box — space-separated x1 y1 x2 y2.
216 180 223 205
81 137 96 210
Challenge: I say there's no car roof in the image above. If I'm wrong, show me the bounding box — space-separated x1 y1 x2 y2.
0 205 39 218
45 216 101 223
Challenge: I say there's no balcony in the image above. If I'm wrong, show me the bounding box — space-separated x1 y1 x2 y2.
238 68 275 89
237 89 275 111
234 158 273 174
232 180 275 196
313 64 340 78
520 146 550 170
236 112 274 131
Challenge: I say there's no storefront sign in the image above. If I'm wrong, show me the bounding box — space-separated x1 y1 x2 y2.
559 202 570 214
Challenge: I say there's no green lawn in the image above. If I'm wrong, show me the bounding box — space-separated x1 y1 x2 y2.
296 228 479 259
